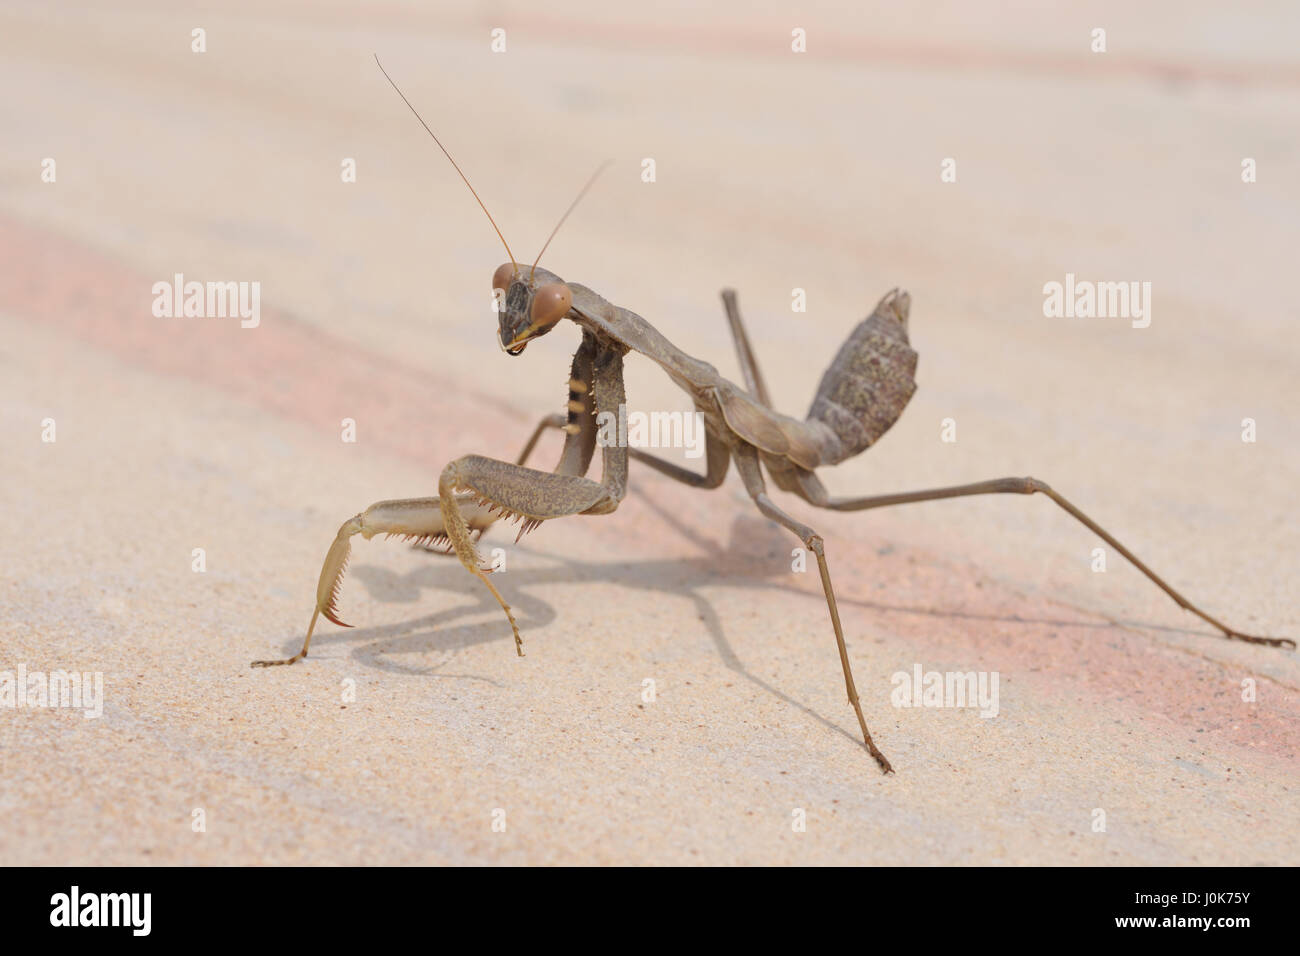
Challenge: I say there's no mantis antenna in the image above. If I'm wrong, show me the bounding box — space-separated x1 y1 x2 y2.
374 55 517 272
530 160 613 282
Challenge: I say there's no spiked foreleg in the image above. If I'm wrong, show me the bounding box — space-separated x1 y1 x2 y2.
406 412 567 553
437 455 625 655
250 495 497 667
436 341 630 656
414 335 602 554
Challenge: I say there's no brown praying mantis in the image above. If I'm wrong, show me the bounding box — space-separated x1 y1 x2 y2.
252 58 1294 774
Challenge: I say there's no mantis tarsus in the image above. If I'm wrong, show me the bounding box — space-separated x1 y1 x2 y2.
252 57 1294 775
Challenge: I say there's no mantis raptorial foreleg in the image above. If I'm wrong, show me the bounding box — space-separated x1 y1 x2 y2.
406 411 566 553
250 495 498 667
249 454 621 669
415 342 598 553
253 340 619 668
436 345 630 655
508 302 742 491
514 414 731 491
434 456 619 656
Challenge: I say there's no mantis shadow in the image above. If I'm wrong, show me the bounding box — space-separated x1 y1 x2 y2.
282 484 1136 749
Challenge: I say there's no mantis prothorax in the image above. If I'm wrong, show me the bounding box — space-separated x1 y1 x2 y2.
252 57 1294 775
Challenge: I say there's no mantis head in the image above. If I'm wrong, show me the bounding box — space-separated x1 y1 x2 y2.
373 56 606 357
489 155 608 355
493 265 572 355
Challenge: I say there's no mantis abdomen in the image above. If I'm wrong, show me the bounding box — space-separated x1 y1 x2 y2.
806 289 918 465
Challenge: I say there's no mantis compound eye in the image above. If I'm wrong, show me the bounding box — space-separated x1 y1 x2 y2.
492 262 516 294
529 282 572 330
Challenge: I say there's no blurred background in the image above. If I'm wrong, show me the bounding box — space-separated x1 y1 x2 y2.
1 1 1297 864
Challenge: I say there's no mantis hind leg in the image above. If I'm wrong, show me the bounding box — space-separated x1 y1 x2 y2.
791 470 1293 649
734 447 893 773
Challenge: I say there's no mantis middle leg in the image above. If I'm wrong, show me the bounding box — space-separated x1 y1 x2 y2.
720 289 772 408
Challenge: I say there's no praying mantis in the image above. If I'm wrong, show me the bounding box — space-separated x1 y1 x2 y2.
251 58 1294 774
